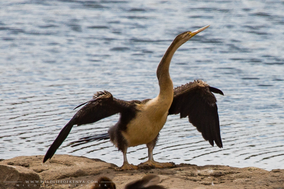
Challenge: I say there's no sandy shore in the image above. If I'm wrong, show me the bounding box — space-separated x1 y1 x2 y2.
0 155 283 189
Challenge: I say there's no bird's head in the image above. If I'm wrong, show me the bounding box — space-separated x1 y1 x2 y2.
174 25 210 47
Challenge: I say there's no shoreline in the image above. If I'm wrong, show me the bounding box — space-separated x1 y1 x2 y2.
0 155 283 189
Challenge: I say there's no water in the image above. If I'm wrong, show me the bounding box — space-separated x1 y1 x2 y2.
1 0 284 171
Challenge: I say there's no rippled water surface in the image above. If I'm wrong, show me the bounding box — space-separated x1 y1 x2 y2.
1 0 284 171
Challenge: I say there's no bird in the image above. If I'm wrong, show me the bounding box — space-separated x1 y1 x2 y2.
124 175 166 189
91 175 166 189
43 25 224 170
91 177 116 189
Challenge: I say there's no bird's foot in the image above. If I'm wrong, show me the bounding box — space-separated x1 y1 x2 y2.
138 160 175 169
115 162 138 171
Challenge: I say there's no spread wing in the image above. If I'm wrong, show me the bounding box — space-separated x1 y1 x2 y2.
168 80 224 148
43 91 127 163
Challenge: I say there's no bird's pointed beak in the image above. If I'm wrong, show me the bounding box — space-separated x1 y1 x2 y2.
189 25 210 37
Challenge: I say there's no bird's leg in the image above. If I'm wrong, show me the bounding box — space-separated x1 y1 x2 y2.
117 148 138 170
139 134 175 169
111 127 137 170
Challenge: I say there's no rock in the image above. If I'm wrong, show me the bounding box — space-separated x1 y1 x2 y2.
0 155 113 189
0 155 284 189
0 164 41 189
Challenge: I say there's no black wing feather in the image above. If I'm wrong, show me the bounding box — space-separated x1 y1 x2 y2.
169 80 223 148
43 91 124 163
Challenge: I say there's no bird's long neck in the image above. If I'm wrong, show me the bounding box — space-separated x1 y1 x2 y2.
156 39 184 101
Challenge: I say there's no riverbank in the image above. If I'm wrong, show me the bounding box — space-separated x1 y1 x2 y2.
0 155 283 189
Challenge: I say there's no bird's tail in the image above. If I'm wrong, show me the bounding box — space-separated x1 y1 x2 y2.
69 133 110 147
